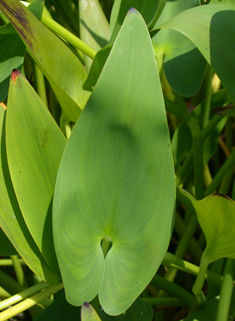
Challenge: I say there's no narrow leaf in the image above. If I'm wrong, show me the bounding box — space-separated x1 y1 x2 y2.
0 0 90 121
6 70 66 277
0 106 59 284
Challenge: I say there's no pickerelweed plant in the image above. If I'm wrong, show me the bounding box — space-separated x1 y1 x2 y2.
0 0 235 320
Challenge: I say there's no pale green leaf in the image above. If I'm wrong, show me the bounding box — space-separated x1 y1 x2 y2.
0 0 90 121
54 9 175 315
6 70 66 277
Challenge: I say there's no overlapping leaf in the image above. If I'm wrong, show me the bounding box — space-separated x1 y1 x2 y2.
0 0 90 121
0 105 59 284
6 70 66 277
151 4 235 104
79 0 110 69
152 0 206 97
54 9 175 315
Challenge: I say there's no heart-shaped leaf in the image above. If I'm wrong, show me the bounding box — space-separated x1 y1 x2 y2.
54 9 175 315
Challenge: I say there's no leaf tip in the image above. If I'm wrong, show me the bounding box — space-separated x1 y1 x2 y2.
11 69 21 84
83 302 90 308
128 7 138 14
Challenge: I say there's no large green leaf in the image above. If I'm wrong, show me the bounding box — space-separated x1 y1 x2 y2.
54 9 175 315
109 0 167 43
6 70 66 277
151 4 235 104
79 0 110 69
0 0 90 121
0 106 59 284
152 0 206 97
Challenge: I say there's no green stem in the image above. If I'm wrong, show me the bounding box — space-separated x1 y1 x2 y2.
161 214 200 287
162 253 222 288
10 256 26 287
176 115 223 187
0 259 25 266
202 66 213 129
192 255 211 295
41 14 96 59
216 259 235 321
34 63 48 108
0 283 63 321
151 275 194 306
0 282 50 311
205 146 235 196
174 212 202 262
165 99 204 199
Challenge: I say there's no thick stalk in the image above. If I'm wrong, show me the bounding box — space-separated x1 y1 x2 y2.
41 15 96 59
216 259 235 321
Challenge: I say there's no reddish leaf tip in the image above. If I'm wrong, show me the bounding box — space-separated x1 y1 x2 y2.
11 69 21 84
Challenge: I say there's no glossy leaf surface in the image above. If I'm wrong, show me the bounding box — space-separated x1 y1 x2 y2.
54 9 175 315
0 106 59 284
79 0 109 69
0 0 90 121
152 0 206 97
152 5 235 104
6 70 66 277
